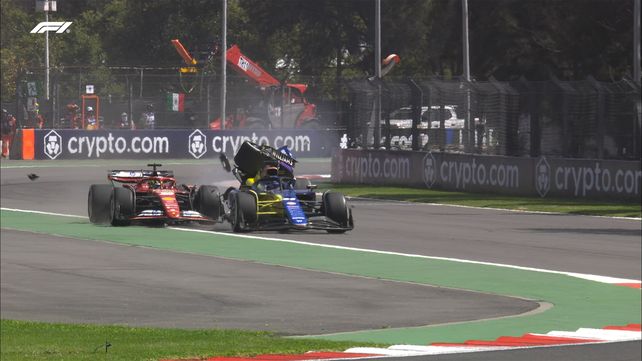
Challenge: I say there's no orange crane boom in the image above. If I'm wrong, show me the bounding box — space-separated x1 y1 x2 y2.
171 39 197 66
225 45 281 88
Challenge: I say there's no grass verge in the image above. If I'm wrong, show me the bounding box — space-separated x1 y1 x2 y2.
318 183 641 218
0 320 383 361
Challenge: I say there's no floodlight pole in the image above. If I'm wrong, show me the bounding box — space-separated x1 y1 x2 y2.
634 0 641 157
462 0 470 82
220 0 227 130
634 0 640 85
374 0 382 148
45 8 50 100
462 0 472 152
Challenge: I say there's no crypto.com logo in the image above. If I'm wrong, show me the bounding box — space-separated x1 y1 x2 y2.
30 22 72 34
188 129 207 159
535 156 551 197
422 152 437 188
44 130 62 160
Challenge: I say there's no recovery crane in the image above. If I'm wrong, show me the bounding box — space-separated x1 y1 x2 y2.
171 40 319 129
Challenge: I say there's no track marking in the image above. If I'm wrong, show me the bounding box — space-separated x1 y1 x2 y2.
3 207 640 358
346 197 642 221
163 324 642 360
2 207 640 287
0 208 86 218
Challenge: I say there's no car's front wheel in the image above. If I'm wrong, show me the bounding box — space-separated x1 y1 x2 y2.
323 192 349 234
110 187 134 226
88 184 113 224
229 191 257 232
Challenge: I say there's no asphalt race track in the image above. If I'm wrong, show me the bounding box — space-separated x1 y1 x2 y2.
1 158 640 360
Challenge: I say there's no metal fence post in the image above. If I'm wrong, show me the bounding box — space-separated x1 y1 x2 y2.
463 79 473 153
15 71 24 128
139 68 143 98
551 76 573 157
517 77 540 157
372 79 381 149
407 77 423 151
587 76 606 159
206 79 211 128
128 77 133 126
52 76 58 128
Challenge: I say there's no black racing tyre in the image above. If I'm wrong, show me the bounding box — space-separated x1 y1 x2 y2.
230 191 257 232
195 185 221 220
323 192 348 234
110 187 134 226
88 184 113 224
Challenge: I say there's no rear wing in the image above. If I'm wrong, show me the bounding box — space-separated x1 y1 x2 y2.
108 169 174 183
232 141 297 182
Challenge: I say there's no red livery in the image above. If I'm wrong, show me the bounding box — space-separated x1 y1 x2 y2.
88 163 221 226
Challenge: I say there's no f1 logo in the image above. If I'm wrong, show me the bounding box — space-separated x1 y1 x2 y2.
30 22 72 34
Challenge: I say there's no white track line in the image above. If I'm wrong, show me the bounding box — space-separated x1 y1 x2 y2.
2 206 639 358
346 196 642 221
2 207 640 287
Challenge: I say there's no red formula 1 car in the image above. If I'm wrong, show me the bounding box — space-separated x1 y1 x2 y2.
88 163 221 226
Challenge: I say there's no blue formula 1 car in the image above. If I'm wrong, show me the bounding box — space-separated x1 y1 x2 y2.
220 141 354 233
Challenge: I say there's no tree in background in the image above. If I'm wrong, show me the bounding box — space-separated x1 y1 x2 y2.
467 0 636 81
1 0 638 103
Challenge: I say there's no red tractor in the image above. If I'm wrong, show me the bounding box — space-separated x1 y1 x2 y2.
172 40 319 129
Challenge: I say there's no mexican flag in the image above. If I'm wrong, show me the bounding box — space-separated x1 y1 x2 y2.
166 92 185 112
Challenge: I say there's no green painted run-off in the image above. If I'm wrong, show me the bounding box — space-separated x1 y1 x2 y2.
1 209 640 345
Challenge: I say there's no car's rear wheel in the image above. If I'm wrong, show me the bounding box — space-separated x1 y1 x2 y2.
195 185 221 220
110 187 134 226
230 191 257 232
323 192 349 234
88 184 113 224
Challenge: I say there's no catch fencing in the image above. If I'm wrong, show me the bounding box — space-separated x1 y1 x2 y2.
344 76 641 161
8 68 335 131
5 68 640 161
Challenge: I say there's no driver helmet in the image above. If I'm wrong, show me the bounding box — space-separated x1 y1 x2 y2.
147 179 161 189
260 164 278 178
